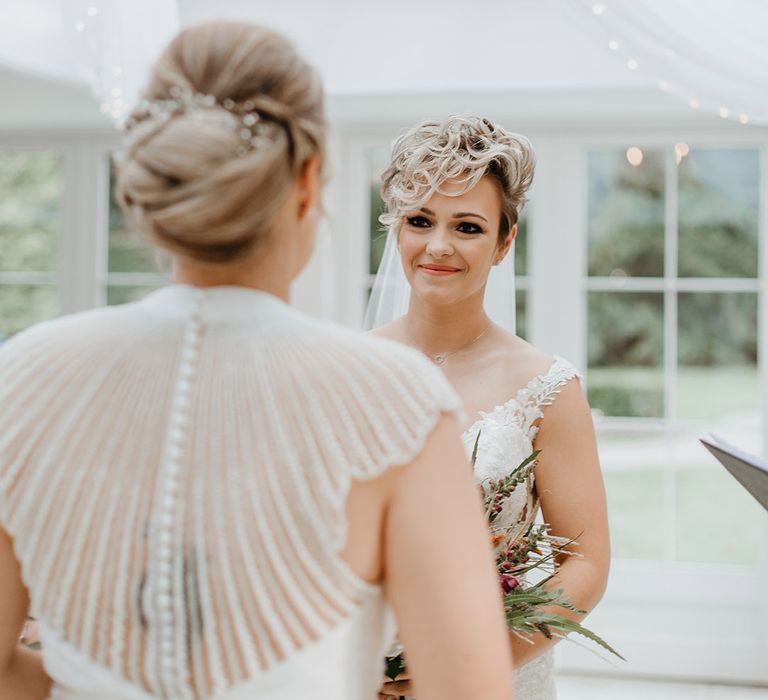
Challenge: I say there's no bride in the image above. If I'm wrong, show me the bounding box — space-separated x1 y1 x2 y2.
0 25 515 700
369 117 611 700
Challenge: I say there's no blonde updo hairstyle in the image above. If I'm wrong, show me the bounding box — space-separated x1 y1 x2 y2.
116 22 326 263
380 116 535 245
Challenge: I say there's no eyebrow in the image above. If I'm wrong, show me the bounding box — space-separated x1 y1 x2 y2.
418 207 489 223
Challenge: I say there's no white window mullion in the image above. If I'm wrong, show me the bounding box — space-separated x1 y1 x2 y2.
663 146 679 561
664 147 679 425
529 138 586 368
757 144 768 654
59 140 110 314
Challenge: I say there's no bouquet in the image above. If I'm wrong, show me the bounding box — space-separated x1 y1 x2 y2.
385 435 622 682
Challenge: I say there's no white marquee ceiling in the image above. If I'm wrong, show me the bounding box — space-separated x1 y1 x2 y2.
1 0 766 127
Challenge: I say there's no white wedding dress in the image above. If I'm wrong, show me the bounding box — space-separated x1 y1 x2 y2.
462 357 579 700
0 285 463 700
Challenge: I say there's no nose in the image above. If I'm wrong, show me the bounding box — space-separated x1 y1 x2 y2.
425 226 454 258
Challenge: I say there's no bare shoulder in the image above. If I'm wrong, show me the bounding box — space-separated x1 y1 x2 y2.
491 326 555 384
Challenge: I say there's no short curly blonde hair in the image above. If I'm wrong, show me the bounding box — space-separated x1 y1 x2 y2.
379 116 535 242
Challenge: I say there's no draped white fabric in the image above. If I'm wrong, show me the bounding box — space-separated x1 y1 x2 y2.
578 0 768 124
0 0 179 121
6 0 767 125
61 0 179 120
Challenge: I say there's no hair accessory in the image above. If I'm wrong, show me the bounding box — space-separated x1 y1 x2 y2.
123 88 265 157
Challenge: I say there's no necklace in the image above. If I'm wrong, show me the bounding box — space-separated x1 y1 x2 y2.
405 322 491 365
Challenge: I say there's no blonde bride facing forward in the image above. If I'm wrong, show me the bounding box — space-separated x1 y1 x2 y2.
369 117 611 700
0 26 515 700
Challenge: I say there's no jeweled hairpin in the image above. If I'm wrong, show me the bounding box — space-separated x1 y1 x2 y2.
122 87 265 157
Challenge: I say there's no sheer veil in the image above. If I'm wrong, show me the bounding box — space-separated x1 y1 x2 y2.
363 225 517 334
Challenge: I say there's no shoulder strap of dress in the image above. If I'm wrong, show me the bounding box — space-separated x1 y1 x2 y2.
522 356 581 411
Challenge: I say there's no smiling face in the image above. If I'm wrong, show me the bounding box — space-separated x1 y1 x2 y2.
398 175 515 310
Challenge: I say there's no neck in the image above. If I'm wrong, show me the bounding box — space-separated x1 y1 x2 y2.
405 289 491 357
172 247 293 302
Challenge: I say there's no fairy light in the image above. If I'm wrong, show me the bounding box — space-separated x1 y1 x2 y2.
626 146 644 166
674 142 690 165
75 20 86 32
590 4 755 125
86 5 98 16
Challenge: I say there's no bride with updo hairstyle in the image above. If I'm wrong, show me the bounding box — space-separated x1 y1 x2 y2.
0 22 514 700
369 116 611 700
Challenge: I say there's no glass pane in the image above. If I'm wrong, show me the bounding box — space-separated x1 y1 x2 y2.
369 182 387 275
516 288 527 340
587 148 665 277
369 147 390 276
108 164 159 274
0 284 58 339
514 212 528 277
678 149 759 278
107 286 157 306
588 291 664 417
675 462 763 566
599 431 667 560
677 292 758 420
0 151 62 272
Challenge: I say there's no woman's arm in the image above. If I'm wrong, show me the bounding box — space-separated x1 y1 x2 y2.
383 414 515 700
509 379 611 668
0 527 51 700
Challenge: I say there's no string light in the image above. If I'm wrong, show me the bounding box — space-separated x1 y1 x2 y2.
626 146 644 166
86 6 98 17
75 21 86 32
674 142 689 165
588 5 757 127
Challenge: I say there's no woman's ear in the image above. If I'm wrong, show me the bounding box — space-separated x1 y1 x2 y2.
495 224 516 264
297 154 322 221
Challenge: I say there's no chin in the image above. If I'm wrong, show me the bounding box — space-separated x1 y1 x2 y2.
412 284 463 308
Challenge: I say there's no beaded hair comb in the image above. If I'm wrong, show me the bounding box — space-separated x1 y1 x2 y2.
122 87 267 157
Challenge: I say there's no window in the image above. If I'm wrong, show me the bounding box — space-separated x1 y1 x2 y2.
0 151 62 340
586 145 763 566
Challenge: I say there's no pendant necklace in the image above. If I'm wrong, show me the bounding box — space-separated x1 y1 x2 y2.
405 322 491 365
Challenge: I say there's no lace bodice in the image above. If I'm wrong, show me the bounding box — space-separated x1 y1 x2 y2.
0 285 461 700
462 356 580 700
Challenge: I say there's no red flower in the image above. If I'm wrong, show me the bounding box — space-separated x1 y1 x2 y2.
500 574 520 594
